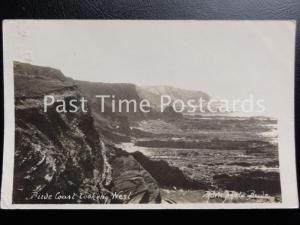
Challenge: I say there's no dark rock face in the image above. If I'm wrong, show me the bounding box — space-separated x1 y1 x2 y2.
104 146 161 203
76 81 208 141
13 62 161 204
161 106 183 121
14 61 68 82
213 171 281 195
77 80 145 122
76 80 144 143
13 62 105 203
131 151 207 190
115 115 131 135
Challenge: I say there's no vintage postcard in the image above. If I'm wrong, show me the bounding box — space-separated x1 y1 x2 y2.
1 20 298 209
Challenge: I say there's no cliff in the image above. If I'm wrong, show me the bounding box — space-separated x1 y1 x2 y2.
76 80 210 141
77 80 144 143
13 61 160 204
137 85 210 110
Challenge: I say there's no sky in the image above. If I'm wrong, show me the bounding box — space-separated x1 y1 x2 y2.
4 20 296 116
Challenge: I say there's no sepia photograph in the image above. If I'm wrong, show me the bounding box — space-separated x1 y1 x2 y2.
1 20 298 209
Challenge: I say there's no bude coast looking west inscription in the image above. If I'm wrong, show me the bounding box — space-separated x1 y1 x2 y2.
1 20 298 209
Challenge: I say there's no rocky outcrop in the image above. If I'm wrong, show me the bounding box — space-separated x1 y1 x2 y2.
131 151 207 190
14 80 104 203
161 106 183 121
13 61 161 204
104 146 161 203
14 61 68 82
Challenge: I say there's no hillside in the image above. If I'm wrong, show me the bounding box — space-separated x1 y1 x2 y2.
137 85 210 110
13 61 161 204
76 80 210 141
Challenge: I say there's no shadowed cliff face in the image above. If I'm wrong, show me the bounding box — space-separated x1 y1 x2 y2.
77 80 144 143
76 80 209 142
77 80 145 121
13 62 105 203
13 61 161 204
